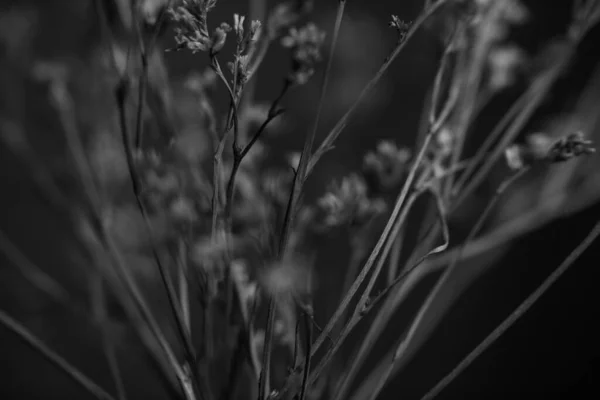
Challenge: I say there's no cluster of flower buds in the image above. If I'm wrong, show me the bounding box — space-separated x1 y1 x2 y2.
169 0 231 54
505 131 595 170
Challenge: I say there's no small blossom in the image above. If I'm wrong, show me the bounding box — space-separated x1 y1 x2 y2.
318 174 386 227
168 0 222 53
259 256 311 298
210 23 231 54
287 152 301 171
504 144 524 170
184 69 218 93
169 196 197 222
89 130 129 186
488 45 526 90
267 1 312 38
473 0 528 42
233 14 245 39
363 140 411 191
281 23 326 85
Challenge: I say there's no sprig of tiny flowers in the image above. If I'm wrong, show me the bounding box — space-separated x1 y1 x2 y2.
281 23 326 85
505 131 596 170
169 0 230 54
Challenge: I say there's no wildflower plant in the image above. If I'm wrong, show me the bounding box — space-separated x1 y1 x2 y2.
2 1 600 400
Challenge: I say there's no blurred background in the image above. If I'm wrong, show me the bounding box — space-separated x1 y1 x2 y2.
0 0 599 399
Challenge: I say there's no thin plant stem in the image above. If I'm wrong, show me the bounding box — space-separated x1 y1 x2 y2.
387 227 405 285
451 90 529 196
298 269 315 400
344 37 575 394
307 0 448 175
311 191 421 393
302 27 461 388
367 168 528 399
258 2 348 399
330 188 449 400
132 2 148 150
420 218 600 400
225 80 290 225
326 52 460 400
99 229 198 400
0 309 117 400
177 239 191 336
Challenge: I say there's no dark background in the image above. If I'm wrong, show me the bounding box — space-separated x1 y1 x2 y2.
1 0 599 399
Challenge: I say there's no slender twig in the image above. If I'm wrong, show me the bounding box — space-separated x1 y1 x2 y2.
420 218 600 400
0 309 117 400
259 3 347 398
115 81 197 366
225 80 290 225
